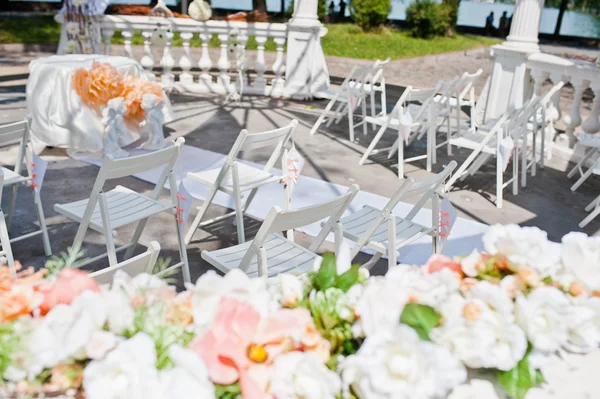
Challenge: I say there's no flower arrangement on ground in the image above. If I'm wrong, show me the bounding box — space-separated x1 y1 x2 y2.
1 224 599 399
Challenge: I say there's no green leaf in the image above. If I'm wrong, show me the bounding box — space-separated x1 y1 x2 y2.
334 264 361 292
312 253 337 291
399 303 441 341
498 356 545 399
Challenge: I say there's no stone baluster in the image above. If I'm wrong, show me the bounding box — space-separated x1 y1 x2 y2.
198 33 213 87
547 73 565 123
271 37 286 94
530 68 548 97
563 77 589 147
582 84 600 135
102 29 115 56
217 34 231 91
140 31 155 72
254 36 268 89
122 30 134 59
160 31 175 90
237 34 249 92
179 32 194 86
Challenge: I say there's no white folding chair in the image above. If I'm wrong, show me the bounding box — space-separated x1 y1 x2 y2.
349 58 390 126
310 65 372 142
90 241 160 284
186 120 298 245
337 162 456 270
568 133 600 192
201 185 359 278
0 169 16 274
54 138 191 282
444 114 518 208
359 84 442 179
580 193 600 228
0 120 51 257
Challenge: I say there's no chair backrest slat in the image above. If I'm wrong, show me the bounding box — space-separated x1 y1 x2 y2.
457 69 483 100
237 120 297 153
90 241 160 284
0 120 27 147
0 169 4 204
104 139 183 180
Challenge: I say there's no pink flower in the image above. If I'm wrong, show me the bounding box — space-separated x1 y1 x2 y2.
39 269 100 315
189 297 329 399
425 254 462 275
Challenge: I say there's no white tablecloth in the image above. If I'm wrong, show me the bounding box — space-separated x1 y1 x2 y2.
27 55 172 152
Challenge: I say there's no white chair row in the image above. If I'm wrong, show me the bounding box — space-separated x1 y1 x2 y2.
568 133 600 228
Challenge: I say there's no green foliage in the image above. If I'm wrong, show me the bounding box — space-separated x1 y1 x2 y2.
152 257 178 285
44 246 87 276
308 252 363 293
215 383 242 399
441 0 461 30
498 351 545 399
399 303 441 341
405 0 449 39
318 0 328 20
0 324 20 382
349 0 392 31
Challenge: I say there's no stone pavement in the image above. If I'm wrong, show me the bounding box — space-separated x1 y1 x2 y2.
1 47 599 286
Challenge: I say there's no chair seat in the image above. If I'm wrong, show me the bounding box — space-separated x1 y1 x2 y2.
314 87 364 102
433 95 470 108
187 163 282 194
449 132 497 155
339 205 434 250
54 185 172 233
348 81 384 94
202 233 321 277
365 104 425 128
577 133 600 149
1 167 27 186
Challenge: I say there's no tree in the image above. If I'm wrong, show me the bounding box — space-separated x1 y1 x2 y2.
553 0 569 37
253 0 267 12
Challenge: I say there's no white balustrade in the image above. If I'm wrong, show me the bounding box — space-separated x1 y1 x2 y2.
98 15 289 97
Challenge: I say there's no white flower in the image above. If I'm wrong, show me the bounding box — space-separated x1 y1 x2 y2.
2 317 46 381
483 224 561 277
515 286 570 353
500 275 524 299
113 270 170 298
352 277 408 338
448 379 500 399
83 333 161 399
187 269 271 335
30 291 107 368
561 232 600 291
66 22 79 35
460 250 485 277
432 282 527 371
270 352 341 399
341 325 466 399
64 40 77 54
386 265 459 308
85 331 118 360
103 289 135 335
563 297 600 354
268 273 306 308
159 345 215 399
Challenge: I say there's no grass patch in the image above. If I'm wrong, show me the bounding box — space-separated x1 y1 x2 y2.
0 17 499 59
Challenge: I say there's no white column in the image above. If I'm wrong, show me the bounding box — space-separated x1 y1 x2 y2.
102 29 115 56
122 30 134 59
160 31 175 90
217 34 231 90
140 30 155 72
285 0 330 98
254 36 267 90
178 32 194 86
504 0 545 53
563 77 590 147
198 33 213 87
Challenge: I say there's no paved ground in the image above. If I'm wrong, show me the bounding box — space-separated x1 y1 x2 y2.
1 47 599 286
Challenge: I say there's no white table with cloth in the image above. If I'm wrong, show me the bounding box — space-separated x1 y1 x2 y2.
26 54 173 152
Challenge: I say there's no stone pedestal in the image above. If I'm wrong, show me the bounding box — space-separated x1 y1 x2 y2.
284 0 330 99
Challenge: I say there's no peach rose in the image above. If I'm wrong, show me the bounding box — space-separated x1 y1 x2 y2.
39 268 100 315
425 254 462 275
72 62 124 110
121 76 164 125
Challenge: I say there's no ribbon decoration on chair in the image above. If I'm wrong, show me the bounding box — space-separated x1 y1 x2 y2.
176 182 193 226
399 109 413 145
280 146 305 188
439 197 458 248
499 136 515 172
27 150 48 193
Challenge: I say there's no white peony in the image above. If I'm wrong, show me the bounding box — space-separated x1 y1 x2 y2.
352 276 408 338
515 287 570 353
483 224 561 277
561 232 600 291
83 333 161 399
29 291 107 368
563 297 600 354
187 269 271 335
431 282 527 371
386 265 459 308
2 317 46 381
112 270 172 304
159 345 215 399
103 289 135 335
268 273 307 308
85 330 119 360
270 352 341 399
460 250 485 277
448 379 500 399
341 325 466 399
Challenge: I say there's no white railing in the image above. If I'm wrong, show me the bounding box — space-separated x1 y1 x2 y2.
100 15 289 97
527 52 600 151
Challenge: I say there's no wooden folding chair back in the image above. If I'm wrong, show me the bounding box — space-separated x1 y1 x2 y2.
238 184 360 272
90 241 161 284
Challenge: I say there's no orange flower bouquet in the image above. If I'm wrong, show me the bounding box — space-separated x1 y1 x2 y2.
121 75 165 125
72 62 124 112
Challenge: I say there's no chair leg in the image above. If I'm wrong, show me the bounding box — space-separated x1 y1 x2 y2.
567 148 596 179
98 193 118 266
184 187 219 245
445 147 483 192
33 190 51 256
348 99 355 142
387 215 397 270
6 184 18 231
496 153 503 209
580 199 600 229
571 167 595 192
334 222 344 257
331 102 347 126
531 129 537 177
175 217 191 283
0 211 15 275
310 99 337 135
447 111 452 156
387 138 400 160
431 194 440 254
586 195 600 212
361 97 368 136
359 123 388 165
512 145 519 196
398 128 405 179
231 164 245 244
521 137 527 188
124 218 149 260
370 90 376 130
362 252 382 270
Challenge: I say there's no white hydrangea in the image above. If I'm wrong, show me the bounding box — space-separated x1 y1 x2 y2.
386 265 459 308
561 232 600 291
341 325 466 399
563 297 600 354
270 352 341 399
268 273 307 308
483 224 561 277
